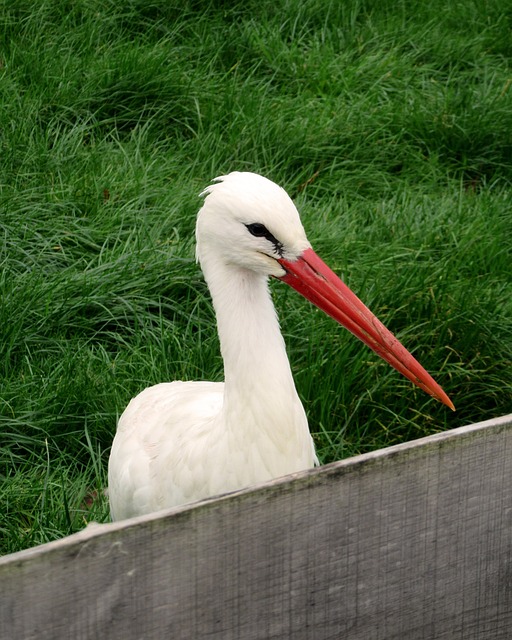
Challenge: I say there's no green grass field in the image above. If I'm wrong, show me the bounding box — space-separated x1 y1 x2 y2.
1 0 511 554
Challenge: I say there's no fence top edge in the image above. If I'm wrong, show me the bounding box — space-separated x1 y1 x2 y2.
2 413 511 566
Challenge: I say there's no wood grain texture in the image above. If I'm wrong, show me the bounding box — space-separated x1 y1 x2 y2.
1 414 512 639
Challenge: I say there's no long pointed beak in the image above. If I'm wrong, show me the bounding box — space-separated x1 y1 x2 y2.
278 248 455 410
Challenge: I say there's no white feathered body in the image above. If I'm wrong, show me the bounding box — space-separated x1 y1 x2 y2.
108 173 317 520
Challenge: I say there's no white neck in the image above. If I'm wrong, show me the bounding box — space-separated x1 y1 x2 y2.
207 260 298 412
200 255 314 475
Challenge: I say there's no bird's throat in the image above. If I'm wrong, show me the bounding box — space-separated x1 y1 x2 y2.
205 263 303 436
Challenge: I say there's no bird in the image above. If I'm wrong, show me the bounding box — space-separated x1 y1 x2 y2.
108 171 454 521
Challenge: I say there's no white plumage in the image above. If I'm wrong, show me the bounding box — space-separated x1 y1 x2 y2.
108 172 453 521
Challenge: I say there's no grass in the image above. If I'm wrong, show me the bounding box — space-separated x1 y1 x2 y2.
1 0 511 554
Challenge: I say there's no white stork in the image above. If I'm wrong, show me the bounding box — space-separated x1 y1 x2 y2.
108 172 454 520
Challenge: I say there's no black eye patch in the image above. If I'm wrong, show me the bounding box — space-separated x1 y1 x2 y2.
245 223 284 257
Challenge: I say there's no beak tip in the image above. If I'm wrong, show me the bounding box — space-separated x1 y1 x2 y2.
438 392 456 412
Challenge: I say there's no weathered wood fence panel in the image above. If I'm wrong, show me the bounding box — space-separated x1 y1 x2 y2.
1 414 511 639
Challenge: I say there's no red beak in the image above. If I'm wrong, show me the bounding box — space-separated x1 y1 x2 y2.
278 248 455 410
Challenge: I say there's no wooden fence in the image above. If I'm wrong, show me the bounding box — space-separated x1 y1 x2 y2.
1 414 512 639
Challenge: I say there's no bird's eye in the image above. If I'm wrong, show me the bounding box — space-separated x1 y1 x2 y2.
244 222 284 257
246 223 269 238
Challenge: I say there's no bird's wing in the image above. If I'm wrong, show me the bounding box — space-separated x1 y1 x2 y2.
108 380 224 520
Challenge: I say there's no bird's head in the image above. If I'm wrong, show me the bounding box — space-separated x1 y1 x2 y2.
196 171 454 411
196 172 310 277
